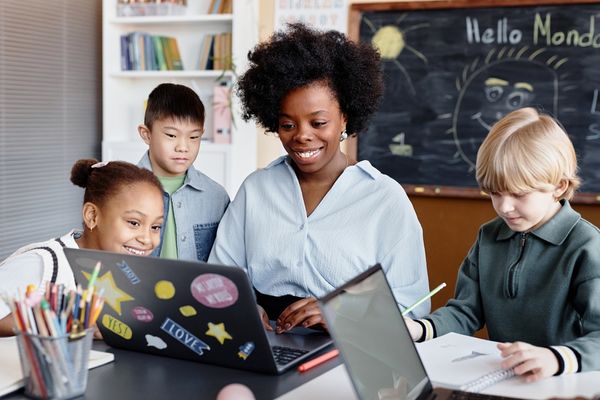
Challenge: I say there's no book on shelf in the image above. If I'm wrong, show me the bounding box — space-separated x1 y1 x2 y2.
416 332 516 393
207 0 223 14
198 34 214 70
120 33 183 71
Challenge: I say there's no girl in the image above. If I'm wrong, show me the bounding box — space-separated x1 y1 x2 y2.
0 159 164 336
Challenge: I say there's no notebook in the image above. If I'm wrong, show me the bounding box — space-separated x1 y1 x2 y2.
0 336 114 397
318 264 523 400
64 248 331 374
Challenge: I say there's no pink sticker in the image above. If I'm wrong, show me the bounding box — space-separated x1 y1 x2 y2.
132 306 154 322
191 273 239 309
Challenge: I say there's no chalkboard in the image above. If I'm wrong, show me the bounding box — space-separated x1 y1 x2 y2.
349 0 600 203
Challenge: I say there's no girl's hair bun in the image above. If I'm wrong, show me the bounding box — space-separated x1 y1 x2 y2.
70 158 98 188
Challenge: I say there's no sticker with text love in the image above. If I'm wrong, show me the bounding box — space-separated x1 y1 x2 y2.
82 270 133 315
237 342 255 360
117 260 141 285
132 306 154 322
205 322 232 345
102 314 133 339
190 273 238 309
145 334 167 350
179 305 197 317
155 280 175 300
160 317 211 356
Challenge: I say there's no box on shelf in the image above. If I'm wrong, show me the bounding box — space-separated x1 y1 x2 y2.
117 1 187 17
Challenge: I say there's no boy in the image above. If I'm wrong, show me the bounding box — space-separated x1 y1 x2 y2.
406 107 600 381
138 83 229 261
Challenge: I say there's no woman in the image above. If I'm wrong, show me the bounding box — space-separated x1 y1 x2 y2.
209 23 430 333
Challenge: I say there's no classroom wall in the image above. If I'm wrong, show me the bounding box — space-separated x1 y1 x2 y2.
255 1 600 314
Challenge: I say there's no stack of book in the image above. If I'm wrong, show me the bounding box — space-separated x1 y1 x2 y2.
197 33 232 71
120 33 183 71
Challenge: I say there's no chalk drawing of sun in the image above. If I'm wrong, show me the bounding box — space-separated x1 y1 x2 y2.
363 14 429 95
439 46 572 171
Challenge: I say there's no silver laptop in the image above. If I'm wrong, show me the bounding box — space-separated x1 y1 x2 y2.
65 248 331 374
319 264 521 400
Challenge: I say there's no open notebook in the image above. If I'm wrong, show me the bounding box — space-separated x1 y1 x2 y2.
0 336 114 397
416 332 515 392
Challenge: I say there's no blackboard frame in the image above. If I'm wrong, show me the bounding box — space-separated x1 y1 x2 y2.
347 0 600 204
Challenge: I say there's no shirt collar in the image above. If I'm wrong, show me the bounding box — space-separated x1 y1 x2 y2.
496 200 580 244
139 151 205 191
265 155 381 180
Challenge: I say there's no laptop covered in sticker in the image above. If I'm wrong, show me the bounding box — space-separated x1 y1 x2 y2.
318 265 522 400
64 247 331 374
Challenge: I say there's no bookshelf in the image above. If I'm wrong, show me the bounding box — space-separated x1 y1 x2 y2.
102 0 258 196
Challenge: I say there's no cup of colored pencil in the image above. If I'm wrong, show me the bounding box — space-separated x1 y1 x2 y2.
8 262 105 399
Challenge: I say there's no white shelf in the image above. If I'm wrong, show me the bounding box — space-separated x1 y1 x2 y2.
109 14 233 25
109 70 234 79
102 0 258 197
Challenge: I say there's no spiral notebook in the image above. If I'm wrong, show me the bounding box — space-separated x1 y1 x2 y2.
416 332 515 392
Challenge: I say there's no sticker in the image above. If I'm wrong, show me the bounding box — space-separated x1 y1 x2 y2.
155 280 175 299
82 270 134 315
102 314 133 339
205 322 232 345
191 273 238 309
160 317 210 356
117 260 141 285
132 306 154 322
179 305 197 317
145 334 167 350
237 342 255 360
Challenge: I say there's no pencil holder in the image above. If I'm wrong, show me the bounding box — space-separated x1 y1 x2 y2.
15 328 94 399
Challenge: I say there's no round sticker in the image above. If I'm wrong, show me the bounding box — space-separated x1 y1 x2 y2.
132 306 154 322
191 273 238 309
155 280 175 299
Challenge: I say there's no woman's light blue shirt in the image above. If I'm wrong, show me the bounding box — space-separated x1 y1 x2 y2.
208 156 430 317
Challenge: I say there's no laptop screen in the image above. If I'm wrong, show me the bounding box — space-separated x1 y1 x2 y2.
319 266 430 400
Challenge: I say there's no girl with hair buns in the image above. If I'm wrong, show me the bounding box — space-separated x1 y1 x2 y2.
0 159 164 336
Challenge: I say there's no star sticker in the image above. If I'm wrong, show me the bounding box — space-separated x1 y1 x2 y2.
205 322 232 345
82 270 134 315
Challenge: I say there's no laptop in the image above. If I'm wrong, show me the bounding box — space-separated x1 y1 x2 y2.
64 248 332 374
318 264 520 400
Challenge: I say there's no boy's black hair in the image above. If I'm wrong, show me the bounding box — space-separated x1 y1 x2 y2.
144 83 205 129
237 23 384 135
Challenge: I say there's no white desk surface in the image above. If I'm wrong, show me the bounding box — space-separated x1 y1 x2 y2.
277 364 600 400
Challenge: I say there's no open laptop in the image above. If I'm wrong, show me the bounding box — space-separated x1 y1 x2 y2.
64 248 331 374
319 264 520 400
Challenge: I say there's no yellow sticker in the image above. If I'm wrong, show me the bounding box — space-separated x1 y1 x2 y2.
155 280 175 299
82 270 134 315
206 322 232 345
179 305 197 317
102 314 133 340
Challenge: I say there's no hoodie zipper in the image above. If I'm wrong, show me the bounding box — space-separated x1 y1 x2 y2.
506 233 528 298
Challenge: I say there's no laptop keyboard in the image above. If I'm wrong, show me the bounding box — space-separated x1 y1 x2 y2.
448 391 516 400
271 345 309 366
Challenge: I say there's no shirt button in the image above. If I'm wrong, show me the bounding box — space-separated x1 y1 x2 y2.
181 235 186 242
299 223 304 230
177 202 182 208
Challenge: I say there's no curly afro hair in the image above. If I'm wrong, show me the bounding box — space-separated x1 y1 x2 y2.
237 23 383 136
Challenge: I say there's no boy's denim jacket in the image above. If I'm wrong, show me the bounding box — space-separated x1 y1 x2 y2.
138 152 230 261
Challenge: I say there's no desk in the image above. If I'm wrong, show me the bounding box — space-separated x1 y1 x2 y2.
3 342 342 399
277 364 600 400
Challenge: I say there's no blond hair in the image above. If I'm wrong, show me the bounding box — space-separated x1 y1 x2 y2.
476 107 580 200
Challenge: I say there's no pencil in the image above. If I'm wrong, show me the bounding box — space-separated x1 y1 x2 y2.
401 282 447 317
297 349 340 372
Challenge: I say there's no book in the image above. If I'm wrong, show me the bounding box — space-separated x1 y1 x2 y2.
213 82 232 144
416 332 516 393
0 336 115 397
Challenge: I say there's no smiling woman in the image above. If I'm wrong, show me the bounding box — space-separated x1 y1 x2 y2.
0 159 164 336
209 23 431 334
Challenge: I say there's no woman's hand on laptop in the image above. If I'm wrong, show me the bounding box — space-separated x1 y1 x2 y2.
275 297 327 334
257 305 273 331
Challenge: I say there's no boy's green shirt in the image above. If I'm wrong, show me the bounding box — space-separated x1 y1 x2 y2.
157 175 186 259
